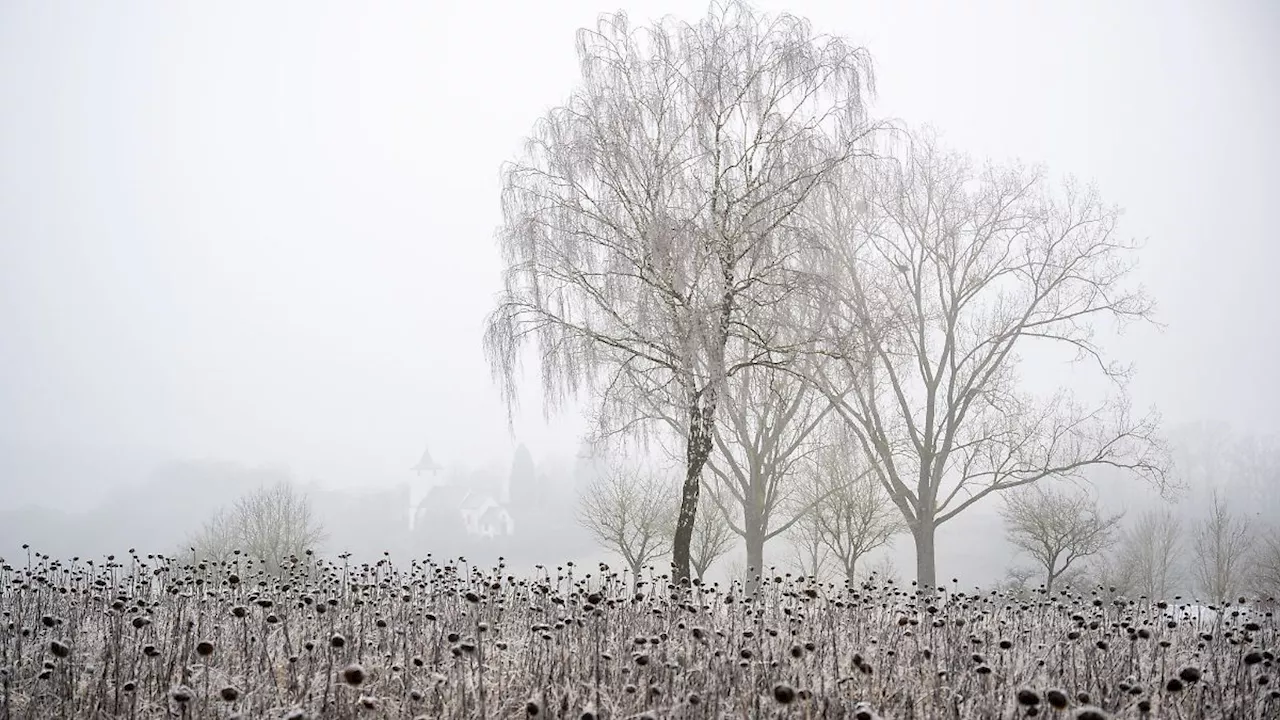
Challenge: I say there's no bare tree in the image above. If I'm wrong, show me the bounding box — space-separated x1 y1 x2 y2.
996 565 1039 601
807 441 905 585
189 480 326 575
999 483 1123 594
688 486 737 582
576 464 672 582
1084 553 1136 598
866 553 900 586
807 130 1167 588
1248 527 1280 601
787 510 831 582
483 0 878 581
1166 423 1280 602
1191 490 1253 604
1010 563 1094 596
232 481 326 575
701 365 833 588
188 508 237 565
1114 508 1183 599
724 555 749 588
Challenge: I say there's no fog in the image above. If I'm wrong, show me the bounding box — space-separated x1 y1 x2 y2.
1 0 1277 587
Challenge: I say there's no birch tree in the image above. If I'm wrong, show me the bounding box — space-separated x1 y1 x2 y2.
999 483 1122 593
808 130 1167 588
483 0 877 580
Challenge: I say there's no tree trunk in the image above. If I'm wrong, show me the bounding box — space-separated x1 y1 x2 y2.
912 521 937 590
845 561 857 588
673 391 716 583
744 512 765 594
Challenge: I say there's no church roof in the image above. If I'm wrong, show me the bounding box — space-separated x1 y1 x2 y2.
459 492 500 513
421 484 470 510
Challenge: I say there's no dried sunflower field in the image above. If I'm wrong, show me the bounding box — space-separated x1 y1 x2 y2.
1 551 1275 720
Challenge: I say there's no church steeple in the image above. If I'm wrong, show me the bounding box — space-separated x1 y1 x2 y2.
411 445 442 476
407 443 444 532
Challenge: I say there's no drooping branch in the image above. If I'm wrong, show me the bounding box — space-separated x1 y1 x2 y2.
484 0 880 581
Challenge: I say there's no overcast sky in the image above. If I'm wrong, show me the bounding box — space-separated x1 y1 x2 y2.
1 0 1276 508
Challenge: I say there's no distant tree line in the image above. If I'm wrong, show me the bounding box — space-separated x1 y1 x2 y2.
995 424 1280 604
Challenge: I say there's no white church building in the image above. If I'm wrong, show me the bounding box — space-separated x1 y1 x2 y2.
407 444 515 539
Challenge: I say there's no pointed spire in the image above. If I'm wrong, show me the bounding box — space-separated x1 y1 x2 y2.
411 445 442 475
